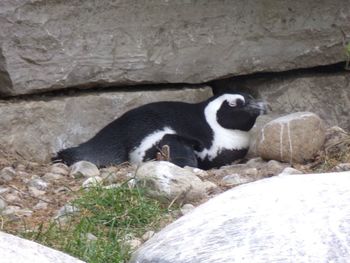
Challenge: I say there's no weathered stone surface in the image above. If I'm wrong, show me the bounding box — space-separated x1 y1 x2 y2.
248 114 278 158
0 231 85 263
0 1 349 96
0 88 212 161
257 112 326 163
130 172 350 263
223 73 350 131
135 161 208 204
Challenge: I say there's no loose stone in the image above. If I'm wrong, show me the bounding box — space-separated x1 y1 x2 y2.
0 198 7 211
43 172 64 181
82 176 103 188
28 178 49 190
180 204 195 215
50 163 70 176
70 161 100 178
142 231 155 241
0 167 17 182
33 201 48 210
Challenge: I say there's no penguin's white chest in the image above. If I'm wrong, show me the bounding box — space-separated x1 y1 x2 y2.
195 128 250 161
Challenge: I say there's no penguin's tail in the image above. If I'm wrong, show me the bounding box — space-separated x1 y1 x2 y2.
51 147 81 166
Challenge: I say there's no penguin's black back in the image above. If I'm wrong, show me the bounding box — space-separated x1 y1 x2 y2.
55 100 213 167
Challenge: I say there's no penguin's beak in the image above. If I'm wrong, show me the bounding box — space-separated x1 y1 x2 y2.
247 99 270 116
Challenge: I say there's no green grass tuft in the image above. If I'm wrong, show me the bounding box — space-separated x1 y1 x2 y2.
23 184 169 263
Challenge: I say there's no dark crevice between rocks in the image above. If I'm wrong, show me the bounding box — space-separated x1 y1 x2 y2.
0 61 348 102
0 82 208 102
210 61 348 96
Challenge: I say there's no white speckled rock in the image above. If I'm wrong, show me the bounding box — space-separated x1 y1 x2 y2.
70 161 100 178
257 112 326 163
0 231 85 263
135 161 208 204
130 172 350 263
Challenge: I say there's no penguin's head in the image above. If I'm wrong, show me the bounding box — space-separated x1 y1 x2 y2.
206 93 267 131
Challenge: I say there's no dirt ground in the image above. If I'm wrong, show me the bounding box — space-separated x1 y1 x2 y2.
1 126 350 236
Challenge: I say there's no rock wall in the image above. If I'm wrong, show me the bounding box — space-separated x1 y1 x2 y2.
0 1 349 162
0 87 212 161
0 0 349 96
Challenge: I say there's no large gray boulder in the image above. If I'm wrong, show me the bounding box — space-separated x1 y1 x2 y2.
0 231 85 263
1 1 349 96
130 172 350 263
0 87 212 161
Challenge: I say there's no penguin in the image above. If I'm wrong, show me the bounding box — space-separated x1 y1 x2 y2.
53 92 267 169
146 134 199 168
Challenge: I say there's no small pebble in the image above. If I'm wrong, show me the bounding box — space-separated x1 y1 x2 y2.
103 183 121 190
0 167 17 182
2 205 21 216
244 168 258 177
128 179 136 188
54 186 70 194
29 178 49 190
279 167 303 176
33 201 48 210
184 167 209 178
82 176 103 188
0 187 10 195
43 172 64 181
55 204 80 219
70 161 100 178
125 238 143 250
333 163 350 172
17 170 29 176
180 204 195 215
84 233 98 242
4 193 21 203
142 231 155 241
50 163 70 176
203 181 218 191
0 198 7 211
28 187 46 197
221 174 252 186
15 164 26 172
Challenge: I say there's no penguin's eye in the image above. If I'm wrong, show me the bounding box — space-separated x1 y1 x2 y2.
228 98 245 108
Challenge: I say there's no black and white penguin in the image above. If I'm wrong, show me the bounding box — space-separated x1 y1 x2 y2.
53 93 266 170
